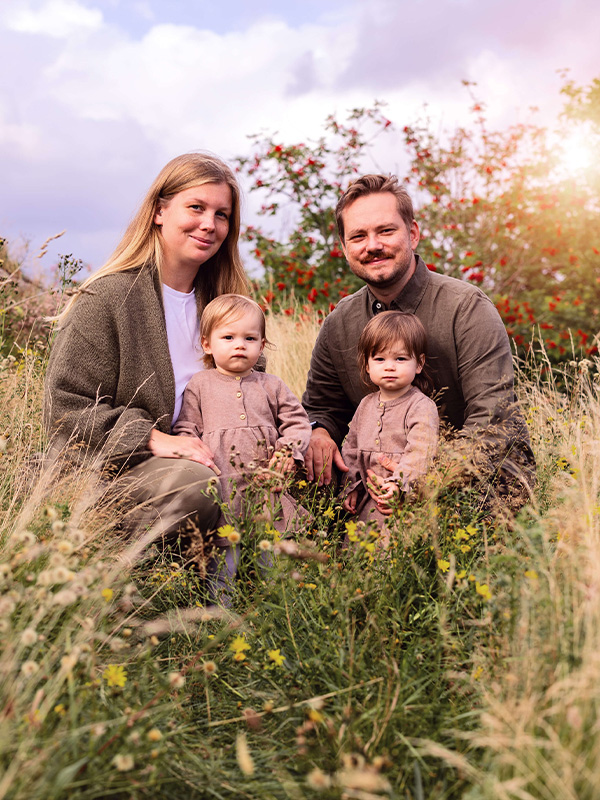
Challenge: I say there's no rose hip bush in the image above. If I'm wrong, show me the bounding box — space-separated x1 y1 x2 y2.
235 103 394 318
236 79 600 371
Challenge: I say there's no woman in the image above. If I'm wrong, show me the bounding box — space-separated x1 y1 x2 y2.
44 152 249 543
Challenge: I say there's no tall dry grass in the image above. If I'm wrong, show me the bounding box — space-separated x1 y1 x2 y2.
264 310 322 398
1 309 599 799
420 360 600 799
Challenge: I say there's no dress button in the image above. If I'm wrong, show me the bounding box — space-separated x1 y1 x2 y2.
377 421 381 427
375 439 379 445
379 402 383 408
236 392 242 398
235 376 241 381
240 414 246 420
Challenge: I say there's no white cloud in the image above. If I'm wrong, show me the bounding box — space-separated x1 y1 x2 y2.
3 0 103 38
0 0 598 271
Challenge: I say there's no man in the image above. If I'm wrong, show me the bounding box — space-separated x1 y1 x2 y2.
302 174 534 497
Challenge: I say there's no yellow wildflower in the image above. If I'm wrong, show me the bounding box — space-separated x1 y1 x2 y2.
345 521 359 542
297 480 307 488
323 507 335 520
101 588 114 603
103 664 127 687
466 524 477 536
230 635 250 661
217 524 236 538
268 649 285 666
457 570 467 579
54 704 66 716
265 524 281 542
308 708 324 723
147 728 163 742
437 559 450 573
454 528 469 541
305 583 317 590
475 582 492 601
459 544 471 553
524 570 539 580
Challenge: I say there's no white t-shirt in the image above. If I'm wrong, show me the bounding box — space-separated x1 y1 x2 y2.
162 283 203 424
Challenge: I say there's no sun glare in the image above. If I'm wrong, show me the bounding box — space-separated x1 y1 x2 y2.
559 129 595 173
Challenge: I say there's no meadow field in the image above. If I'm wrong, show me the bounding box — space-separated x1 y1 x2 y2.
1 301 598 800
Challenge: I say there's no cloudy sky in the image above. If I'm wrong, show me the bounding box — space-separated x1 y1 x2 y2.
1 0 598 278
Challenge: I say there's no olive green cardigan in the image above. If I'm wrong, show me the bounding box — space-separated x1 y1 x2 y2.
44 267 183 469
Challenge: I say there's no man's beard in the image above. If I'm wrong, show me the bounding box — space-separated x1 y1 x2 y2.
352 248 413 287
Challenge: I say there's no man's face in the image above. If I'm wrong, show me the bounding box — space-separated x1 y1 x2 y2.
341 192 420 296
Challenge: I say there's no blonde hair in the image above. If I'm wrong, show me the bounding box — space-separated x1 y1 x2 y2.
200 294 269 369
57 152 248 324
357 311 433 395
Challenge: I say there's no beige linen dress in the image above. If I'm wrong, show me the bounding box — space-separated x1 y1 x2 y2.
174 369 311 535
342 385 439 532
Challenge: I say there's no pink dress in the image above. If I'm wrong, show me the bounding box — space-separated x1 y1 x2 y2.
174 369 311 534
342 385 439 530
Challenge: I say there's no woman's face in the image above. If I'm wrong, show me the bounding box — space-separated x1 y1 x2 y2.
154 182 233 274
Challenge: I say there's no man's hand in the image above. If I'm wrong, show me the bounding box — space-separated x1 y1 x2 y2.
148 430 221 475
305 427 348 486
343 489 359 515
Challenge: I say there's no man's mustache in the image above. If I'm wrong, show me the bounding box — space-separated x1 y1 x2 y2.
362 251 393 263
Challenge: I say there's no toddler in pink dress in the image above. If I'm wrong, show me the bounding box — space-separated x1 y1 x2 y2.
174 294 311 599
342 311 439 544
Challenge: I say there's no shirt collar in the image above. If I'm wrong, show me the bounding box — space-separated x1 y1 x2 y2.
367 254 430 314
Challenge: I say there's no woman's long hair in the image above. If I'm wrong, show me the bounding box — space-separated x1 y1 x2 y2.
57 152 248 323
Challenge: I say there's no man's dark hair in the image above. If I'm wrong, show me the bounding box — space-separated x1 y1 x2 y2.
335 174 415 241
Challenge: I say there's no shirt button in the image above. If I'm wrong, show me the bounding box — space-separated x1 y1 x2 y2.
379 402 384 408
240 414 246 420
236 391 242 398
235 376 241 381
377 421 382 427
375 439 379 445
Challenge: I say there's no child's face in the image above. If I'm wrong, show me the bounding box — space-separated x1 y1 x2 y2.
367 346 423 401
201 310 265 377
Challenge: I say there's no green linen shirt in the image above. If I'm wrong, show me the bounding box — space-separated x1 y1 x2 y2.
302 255 534 477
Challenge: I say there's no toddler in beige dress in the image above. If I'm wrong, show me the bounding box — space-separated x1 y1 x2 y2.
342 312 439 545
174 294 311 600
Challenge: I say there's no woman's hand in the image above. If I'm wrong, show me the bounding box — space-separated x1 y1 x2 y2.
147 430 221 475
343 489 359 515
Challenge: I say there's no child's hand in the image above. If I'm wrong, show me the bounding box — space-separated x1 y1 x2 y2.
268 449 295 475
343 489 359 515
366 470 399 517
